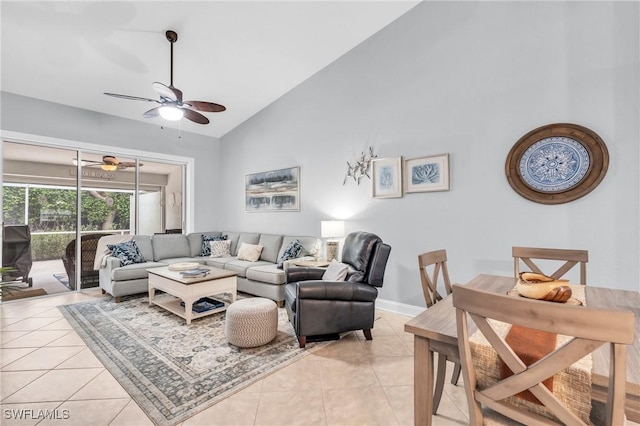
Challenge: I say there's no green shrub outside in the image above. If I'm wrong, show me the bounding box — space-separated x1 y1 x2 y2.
4 186 132 261
30 233 75 261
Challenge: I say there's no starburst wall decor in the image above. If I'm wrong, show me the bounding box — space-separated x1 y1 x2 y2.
343 147 377 185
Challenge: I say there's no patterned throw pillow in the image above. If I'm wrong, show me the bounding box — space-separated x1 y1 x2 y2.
277 239 303 269
201 234 227 257
107 240 145 266
209 240 232 258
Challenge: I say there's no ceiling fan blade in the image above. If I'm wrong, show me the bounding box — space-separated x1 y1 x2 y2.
104 93 159 103
143 107 162 118
73 158 103 164
118 163 143 169
182 108 210 124
184 100 226 113
152 82 182 102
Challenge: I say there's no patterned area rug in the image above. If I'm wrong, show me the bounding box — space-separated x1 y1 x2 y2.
59 295 329 425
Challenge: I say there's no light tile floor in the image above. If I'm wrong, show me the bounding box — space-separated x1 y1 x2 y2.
1 290 636 426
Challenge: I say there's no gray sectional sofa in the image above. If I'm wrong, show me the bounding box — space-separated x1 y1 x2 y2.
99 231 319 305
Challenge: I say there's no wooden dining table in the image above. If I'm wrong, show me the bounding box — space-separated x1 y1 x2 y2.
404 274 640 425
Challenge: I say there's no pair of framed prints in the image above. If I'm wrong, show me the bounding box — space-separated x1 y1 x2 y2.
371 154 449 199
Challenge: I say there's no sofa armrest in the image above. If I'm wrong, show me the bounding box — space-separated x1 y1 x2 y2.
293 280 378 302
281 255 315 272
286 267 325 283
103 256 122 270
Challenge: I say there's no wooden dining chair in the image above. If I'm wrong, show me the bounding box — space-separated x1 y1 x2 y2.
452 284 634 425
512 246 588 285
418 249 461 413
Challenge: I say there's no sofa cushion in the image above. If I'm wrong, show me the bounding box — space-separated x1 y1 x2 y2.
237 233 260 251
111 261 166 281
203 256 237 269
132 235 154 261
161 257 206 265
237 243 263 262
209 240 232 258
152 234 191 261
279 236 318 258
224 259 272 278
187 232 222 257
200 234 227 257
222 232 241 256
246 264 286 285
258 234 283 263
108 240 146 266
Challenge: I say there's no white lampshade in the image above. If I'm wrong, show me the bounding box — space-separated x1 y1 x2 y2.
159 106 184 121
321 220 345 239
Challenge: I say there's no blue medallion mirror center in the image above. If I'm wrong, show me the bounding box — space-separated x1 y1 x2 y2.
518 137 590 193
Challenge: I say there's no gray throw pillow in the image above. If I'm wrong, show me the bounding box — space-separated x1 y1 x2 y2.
322 260 348 281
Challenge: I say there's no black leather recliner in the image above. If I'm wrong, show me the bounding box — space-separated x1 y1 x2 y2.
284 231 391 348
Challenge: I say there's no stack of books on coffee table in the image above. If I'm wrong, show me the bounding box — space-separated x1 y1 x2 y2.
179 268 210 278
180 297 225 313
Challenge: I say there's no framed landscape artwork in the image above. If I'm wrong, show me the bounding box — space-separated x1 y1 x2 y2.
245 166 300 212
404 154 450 193
372 157 402 198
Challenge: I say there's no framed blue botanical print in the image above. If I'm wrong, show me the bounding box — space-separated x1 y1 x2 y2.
404 153 450 194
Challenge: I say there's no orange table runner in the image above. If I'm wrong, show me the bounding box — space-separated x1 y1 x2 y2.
469 285 591 423
499 325 557 404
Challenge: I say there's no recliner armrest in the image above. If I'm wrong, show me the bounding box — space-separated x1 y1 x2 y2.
286 267 325 283
294 280 378 302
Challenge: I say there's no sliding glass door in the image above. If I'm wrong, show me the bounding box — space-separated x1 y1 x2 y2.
2 143 78 298
1 141 186 300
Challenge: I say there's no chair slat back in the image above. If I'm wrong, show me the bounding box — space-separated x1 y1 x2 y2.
453 284 634 426
418 249 452 307
512 246 588 285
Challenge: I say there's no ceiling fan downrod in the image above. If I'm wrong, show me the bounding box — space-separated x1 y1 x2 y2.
166 30 178 88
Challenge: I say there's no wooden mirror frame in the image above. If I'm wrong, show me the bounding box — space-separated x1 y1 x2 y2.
505 123 609 204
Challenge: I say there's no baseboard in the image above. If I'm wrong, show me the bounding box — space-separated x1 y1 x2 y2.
376 297 424 317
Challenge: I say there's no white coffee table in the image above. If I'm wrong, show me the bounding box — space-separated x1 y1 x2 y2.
147 265 237 324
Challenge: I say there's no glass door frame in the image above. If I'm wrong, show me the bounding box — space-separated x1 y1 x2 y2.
1 130 195 294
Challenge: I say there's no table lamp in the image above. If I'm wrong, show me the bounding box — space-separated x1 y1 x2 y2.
321 220 345 262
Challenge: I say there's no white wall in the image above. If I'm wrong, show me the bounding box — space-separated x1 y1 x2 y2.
220 1 640 306
1 92 222 232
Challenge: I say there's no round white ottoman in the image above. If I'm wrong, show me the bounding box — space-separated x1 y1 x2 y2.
225 298 278 348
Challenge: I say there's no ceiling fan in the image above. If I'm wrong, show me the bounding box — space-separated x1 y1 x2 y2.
104 30 226 125
75 155 143 171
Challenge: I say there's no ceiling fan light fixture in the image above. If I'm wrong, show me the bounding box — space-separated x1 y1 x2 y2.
101 164 118 171
159 106 184 121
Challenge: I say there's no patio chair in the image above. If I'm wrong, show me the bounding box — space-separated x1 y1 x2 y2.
62 233 112 290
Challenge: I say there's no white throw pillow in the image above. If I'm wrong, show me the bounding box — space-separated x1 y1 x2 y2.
209 240 232 258
322 259 348 281
236 242 263 262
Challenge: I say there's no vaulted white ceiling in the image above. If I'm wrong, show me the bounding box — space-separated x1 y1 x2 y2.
1 1 419 139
